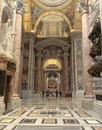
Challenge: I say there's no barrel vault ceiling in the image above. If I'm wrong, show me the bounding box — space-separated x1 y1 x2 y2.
23 0 82 37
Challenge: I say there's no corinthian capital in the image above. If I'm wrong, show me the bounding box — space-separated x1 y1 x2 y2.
12 0 26 14
77 0 89 14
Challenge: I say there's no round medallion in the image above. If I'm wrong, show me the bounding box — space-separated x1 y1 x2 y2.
32 0 73 10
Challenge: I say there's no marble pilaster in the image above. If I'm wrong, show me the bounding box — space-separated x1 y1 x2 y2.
27 33 34 96
71 31 84 98
63 51 69 96
36 51 42 92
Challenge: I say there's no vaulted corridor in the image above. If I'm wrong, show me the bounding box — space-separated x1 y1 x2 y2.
0 0 102 129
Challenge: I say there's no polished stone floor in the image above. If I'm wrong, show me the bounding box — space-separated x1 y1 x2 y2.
0 96 102 130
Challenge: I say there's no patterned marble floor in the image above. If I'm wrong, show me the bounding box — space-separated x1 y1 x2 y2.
0 96 102 130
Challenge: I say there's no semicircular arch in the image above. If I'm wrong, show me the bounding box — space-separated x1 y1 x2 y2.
43 58 62 70
33 11 72 33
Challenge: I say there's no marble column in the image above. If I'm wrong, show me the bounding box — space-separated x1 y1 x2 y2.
13 12 22 95
63 50 69 96
36 51 42 92
12 11 22 109
78 0 93 97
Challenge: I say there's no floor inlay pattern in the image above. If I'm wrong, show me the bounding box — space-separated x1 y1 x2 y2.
0 118 15 123
75 111 91 117
0 125 6 130
0 97 102 130
63 119 79 124
84 119 102 124
20 119 36 124
10 109 26 117
92 127 102 130
42 119 57 124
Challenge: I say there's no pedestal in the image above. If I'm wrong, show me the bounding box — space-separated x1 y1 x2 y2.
75 90 85 98
0 97 5 115
93 100 102 118
12 94 21 110
81 98 94 110
90 77 102 116
21 90 33 98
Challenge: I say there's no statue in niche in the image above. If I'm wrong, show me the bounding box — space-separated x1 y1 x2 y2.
61 20 68 36
0 18 12 56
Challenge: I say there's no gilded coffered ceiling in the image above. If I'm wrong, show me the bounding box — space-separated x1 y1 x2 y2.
23 0 82 37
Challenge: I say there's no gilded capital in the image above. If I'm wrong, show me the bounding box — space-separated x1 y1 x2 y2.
77 0 89 14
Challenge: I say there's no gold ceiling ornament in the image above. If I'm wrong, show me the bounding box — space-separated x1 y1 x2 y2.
33 10 72 32
23 0 32 32
43 58 62 70
31 0 73 10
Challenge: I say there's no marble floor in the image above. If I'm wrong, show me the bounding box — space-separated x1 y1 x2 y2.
0 96 102 130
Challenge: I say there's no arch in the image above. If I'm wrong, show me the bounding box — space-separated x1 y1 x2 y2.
33 11 72 33
43 58 62 70
35 38 70 51
32 0 73 10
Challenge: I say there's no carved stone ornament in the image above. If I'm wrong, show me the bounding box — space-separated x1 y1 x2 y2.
77 0 89 14
88 21 101 58
88 62 102 77
11 0 26 14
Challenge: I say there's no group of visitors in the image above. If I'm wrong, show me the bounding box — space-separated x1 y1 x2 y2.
42 90 62 97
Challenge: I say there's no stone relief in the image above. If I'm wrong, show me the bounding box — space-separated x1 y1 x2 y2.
42 46 63 58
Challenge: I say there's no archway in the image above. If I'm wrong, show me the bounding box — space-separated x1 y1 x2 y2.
33 10 72 35
42 58 62 97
